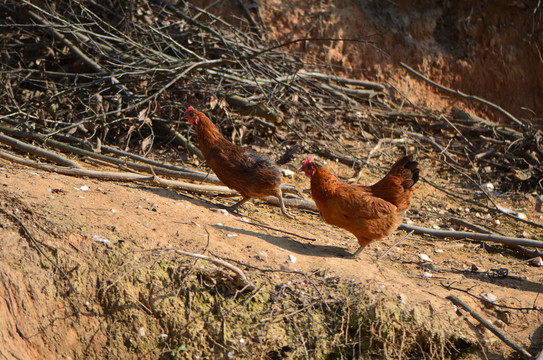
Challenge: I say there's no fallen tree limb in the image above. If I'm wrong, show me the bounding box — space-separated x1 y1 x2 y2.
221 93 282 123
0 133 82 168
449 217 542 258
0 149 238 195
400 223 543 249
447 295 535 360
0 125 215 182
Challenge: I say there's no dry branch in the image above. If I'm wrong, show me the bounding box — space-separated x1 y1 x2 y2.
0 133 82 168
400 223 543 249
172 249 254 290
0 149 237 196
447 295 535 360
449 217 542 258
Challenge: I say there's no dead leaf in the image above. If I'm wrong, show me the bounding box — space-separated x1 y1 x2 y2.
141 135 154 153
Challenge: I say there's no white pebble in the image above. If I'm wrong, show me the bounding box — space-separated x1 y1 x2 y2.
517 212 527 220
212 208 229 216
531 257 543 267
480 292 497 303
288 254 297 263
80 185 89 191
138 327 146 337
281 169 296 177
422 272 433 279
482 182 494 191
226 234 237 238
257 251 268 261
417 253 432 263
92 235 110 244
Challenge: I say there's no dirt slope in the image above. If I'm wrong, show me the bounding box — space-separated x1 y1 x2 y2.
258 0 543 125
0 159 541 359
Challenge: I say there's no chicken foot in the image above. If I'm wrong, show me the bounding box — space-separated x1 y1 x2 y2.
345 245 367 259
223 197 249 214
277 188 294 219
221 190 294 219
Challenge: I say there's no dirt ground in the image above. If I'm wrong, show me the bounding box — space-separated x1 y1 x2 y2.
0 155 541 359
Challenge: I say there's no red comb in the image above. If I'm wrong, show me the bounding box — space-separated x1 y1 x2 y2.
303 156 314 166
187 106 194 111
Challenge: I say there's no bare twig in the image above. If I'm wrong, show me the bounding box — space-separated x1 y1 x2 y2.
442 282 542 313
447 295 535 360
23 3 132 97
172 249 254 290
377 230 414 261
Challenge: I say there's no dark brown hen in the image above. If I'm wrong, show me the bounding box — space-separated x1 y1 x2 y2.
185 106 294 218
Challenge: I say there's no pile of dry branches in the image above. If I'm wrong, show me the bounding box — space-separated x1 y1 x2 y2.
0 1 542 216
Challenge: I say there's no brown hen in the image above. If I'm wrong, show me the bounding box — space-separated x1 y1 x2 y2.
185 106 294 218
302 156 419 258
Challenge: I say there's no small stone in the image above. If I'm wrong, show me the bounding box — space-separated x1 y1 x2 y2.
434 249 443 253
480 292 497 304
494 219 501 226
226 234 237 238
517 212 527 220
281 169 295 177
422 272 433 279
138 327 146 337
482 182 494 191
257 251 268 262
531 257 543 267
288 254 297 263
93 235 110 244
213 208 229 216
417 253 432 263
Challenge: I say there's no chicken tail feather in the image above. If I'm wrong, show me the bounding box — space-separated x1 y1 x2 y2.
275 144 300 165
388 156 419 190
